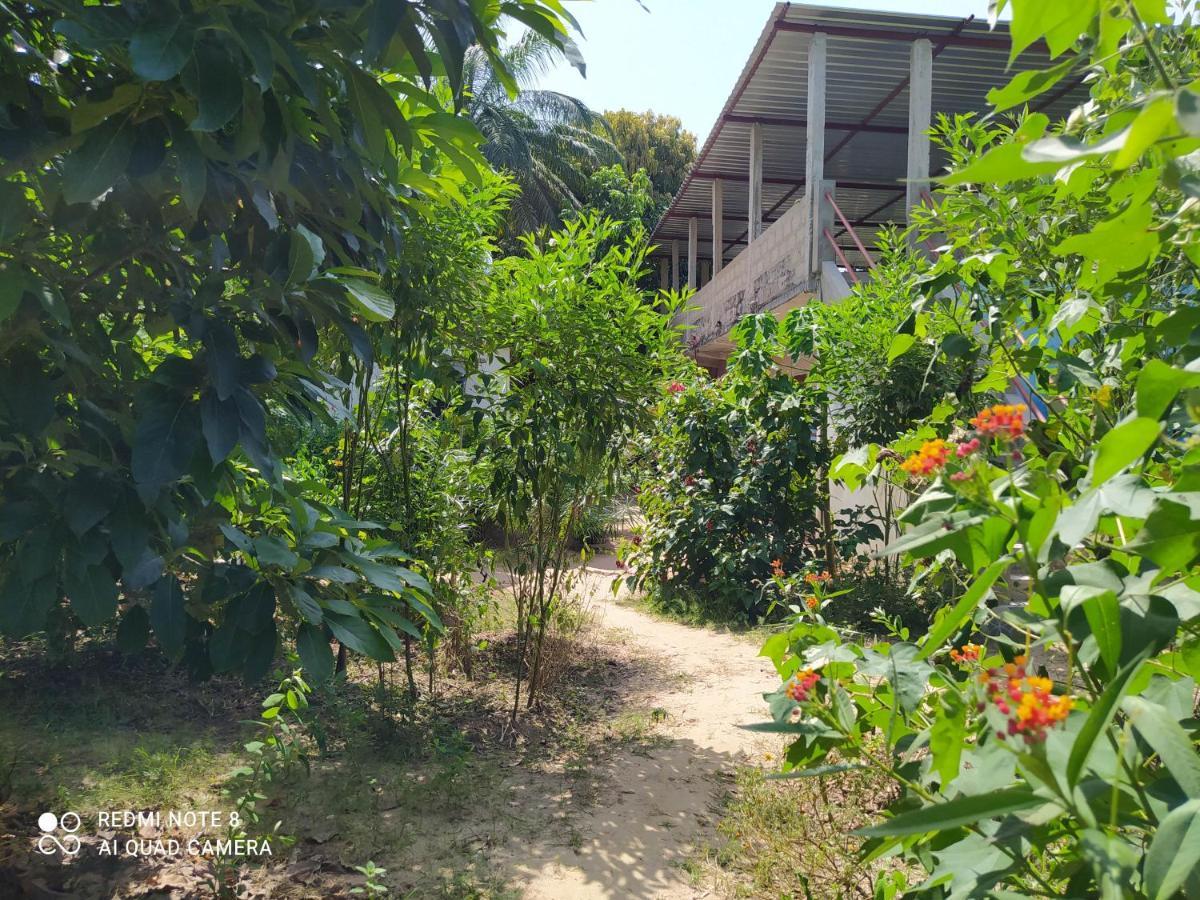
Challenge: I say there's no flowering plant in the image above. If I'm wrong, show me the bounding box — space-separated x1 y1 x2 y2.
756 3 1200 895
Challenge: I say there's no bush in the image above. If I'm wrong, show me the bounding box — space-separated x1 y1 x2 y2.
626 316 829 622
758 5 1200 896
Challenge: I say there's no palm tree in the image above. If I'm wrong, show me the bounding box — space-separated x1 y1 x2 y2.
463 32 619 239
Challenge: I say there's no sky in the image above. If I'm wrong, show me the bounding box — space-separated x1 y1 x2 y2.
534 0 1002 145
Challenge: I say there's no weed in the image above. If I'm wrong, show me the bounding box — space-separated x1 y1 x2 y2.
351 860 390 898
693 762 907 899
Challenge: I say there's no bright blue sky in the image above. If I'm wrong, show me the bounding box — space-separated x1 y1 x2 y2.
534 1 1002 144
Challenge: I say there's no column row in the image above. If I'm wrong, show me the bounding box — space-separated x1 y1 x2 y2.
664 33 933 289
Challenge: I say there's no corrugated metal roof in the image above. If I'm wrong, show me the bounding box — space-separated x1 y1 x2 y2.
651 3 1087 270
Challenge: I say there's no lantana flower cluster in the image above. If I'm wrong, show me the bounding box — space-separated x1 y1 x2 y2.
949 642 982 665
899 403 1028 479
786 669 820 703
981 656 1073 744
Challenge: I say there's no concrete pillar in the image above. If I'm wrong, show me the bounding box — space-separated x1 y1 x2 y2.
907 38 933 221
818 179 836 265
711 178 724 274
748 122 763 243
701 259 712 286
687 217 698 290
805 32 827 273
671 240 679 291
658 257 668 290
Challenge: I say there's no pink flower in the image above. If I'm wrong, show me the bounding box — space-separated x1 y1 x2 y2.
668 381 685 394
956 438 980 458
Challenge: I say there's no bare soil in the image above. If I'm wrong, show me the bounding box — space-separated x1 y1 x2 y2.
0 555 779 899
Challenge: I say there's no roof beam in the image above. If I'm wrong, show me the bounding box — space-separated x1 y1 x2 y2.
662 212 893 227
724 113 907 135
773 19 1017 51
690 171 902 192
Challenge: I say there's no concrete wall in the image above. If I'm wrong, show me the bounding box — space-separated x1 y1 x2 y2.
677 198 819 349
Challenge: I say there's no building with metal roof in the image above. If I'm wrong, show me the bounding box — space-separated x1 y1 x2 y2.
650 3 1084 372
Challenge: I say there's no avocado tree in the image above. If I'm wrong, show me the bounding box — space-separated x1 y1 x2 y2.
0 0 581 679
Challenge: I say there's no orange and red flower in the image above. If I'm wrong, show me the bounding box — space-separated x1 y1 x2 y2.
949 642 982 665
982 655 1072 744
786 669 820 702
804 571 831 586
970 404 1027 441
901 439 952 477
804 595 819 610
770 558 785 578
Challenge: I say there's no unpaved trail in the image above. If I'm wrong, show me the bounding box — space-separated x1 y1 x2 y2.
499 557 777 899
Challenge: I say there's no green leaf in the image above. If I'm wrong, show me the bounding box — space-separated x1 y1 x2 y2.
1129 499 1200 574
70 83 142 134
919 559 1007 659
930 694 966 788
886 333 915 363
187 42 243 132
200 391 239 465
129 16 194 82
116 605 151 655
886 642 933 714
1086 417 1161 488
353 557 411 594
342 278 396 322
64 562 118 627
1081 828 1140 900
1136 360 1200 421
1009 0 1099 60
854 787 1042 837
253 535 299 570
1144 799 1200 900
150 576 187 660
174 130 206 212
1123 697 1200 797
404 589 442 632
289 585 323 625
62 117 134 204
987 57 1075 111
880 511 988 561
1113 96 1176 169
1067 650 1150 787
131 387 201 489
324 610 394 662
1081 590 1122 676
296 622 334 682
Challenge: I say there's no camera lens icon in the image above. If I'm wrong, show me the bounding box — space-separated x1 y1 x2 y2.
36 811 81 856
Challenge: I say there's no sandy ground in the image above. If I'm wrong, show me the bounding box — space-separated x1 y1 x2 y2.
496 556 777 900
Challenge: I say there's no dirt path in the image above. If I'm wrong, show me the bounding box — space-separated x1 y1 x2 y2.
497 556 777 899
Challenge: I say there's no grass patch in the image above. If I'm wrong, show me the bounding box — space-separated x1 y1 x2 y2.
694 761 910 899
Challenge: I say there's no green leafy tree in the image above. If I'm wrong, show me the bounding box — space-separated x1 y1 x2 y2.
575 163 657 250
323 176 511 690
483 215 684 719
0 0 578 679
757 3 1200 896
604 109 697 214
465 32 618 239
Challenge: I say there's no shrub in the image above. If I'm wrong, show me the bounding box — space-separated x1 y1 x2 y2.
758 4 1200 895
626 316 829 622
